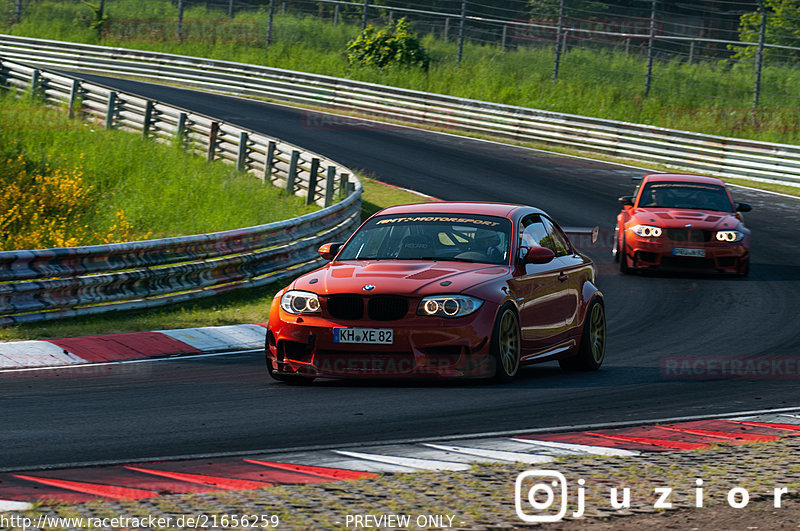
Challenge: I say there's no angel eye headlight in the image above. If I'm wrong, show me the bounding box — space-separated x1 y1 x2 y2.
715 230 744 242
417 295 483 318
280 290 321 314
631 225 662 238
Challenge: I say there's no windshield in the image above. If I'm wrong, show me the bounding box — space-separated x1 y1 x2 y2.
337 213 512 265
637 182 733 212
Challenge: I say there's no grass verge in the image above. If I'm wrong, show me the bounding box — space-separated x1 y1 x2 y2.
0 93 316 244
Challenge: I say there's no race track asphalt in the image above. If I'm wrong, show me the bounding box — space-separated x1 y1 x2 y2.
2 73 799 470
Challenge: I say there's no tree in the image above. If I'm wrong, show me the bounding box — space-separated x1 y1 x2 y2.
346 18 430 70
733 0 800 62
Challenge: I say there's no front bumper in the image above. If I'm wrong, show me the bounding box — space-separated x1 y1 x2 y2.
267 307 498 379
623 235 748 273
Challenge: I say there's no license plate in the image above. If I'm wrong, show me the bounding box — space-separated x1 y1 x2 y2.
672 248 706 257
333 328 393 344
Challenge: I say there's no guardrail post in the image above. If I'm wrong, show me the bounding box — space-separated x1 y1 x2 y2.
237 131 249 171
263 141 276 184
346 181 355 196
644 0 658 98
457 0 466 66
30 69 40 101
142 100 154 140
266 0 275 48
175 112 187 148
287 150 300 194
324 166 336 207
105 91 117 129
339 173 349 199
207 121 219 162
306 158 320 205
67 79 81 119
361 0 369 30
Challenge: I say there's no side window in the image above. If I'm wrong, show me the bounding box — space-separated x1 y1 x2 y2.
540 217 572 257
518 215 549 259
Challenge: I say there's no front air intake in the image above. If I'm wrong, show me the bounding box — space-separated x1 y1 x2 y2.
367 296 409 321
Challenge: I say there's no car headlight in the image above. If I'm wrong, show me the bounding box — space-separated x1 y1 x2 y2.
417 295 483 318
715 230 744 242
631 224 662 238
280 290 321 314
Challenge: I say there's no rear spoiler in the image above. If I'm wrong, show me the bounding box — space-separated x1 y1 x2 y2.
563 226 600 244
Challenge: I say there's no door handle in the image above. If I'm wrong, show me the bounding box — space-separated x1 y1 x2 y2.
558 273 569 282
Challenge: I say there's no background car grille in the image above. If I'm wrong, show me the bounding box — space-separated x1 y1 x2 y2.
666 229 712 242
368 296 409 321
325 295 410 321
326 295 363 319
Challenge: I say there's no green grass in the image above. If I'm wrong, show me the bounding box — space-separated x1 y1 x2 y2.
4 0 800 145
0 93 316 241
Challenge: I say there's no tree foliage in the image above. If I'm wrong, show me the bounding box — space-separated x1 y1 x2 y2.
733 0 800 62
346 18 430 70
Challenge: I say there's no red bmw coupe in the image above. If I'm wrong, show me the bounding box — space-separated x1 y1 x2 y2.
613 173 751 275
266 202 606 384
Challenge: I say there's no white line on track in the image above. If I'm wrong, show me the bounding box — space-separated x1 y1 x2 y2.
0 500 33 512
0 350 260 374
510 438 638 457
422 443 554 464
333 450 470 471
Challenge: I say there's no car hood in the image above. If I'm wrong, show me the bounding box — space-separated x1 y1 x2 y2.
631 208 742 230
291 260 509 296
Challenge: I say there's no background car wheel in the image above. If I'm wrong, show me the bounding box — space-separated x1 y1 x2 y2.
619 235 630 274
266 347 314 385
560 298 606 372
738 257 750 277
491 304 521 383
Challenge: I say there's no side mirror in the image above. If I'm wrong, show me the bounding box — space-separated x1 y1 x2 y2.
618 196 634 207
318 242 343 261
524 246 556 265
736 202 752 212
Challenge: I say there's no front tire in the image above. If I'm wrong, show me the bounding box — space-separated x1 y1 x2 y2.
560 298 606 372
738 256 750 277
619 234 630 274
491 304 521 383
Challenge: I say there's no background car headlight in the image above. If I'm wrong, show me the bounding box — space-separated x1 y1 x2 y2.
280 290 321 314
631 224 662 238
417 295 483 318
716 230 744 242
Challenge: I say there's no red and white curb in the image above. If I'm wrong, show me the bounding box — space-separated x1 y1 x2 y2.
0 324 267 371
1 412 799 508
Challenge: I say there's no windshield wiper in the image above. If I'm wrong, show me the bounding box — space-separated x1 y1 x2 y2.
417 256 476 262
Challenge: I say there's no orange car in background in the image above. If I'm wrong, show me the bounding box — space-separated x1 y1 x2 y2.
613 174 752 276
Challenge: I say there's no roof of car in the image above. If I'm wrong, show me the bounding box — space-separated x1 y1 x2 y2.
642 173 727 186
375 202 540 218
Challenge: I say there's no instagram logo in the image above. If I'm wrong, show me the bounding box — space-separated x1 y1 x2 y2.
515 470 570 523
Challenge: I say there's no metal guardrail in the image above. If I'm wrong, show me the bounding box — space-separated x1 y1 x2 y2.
1 34 799 187
0 58 362 325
